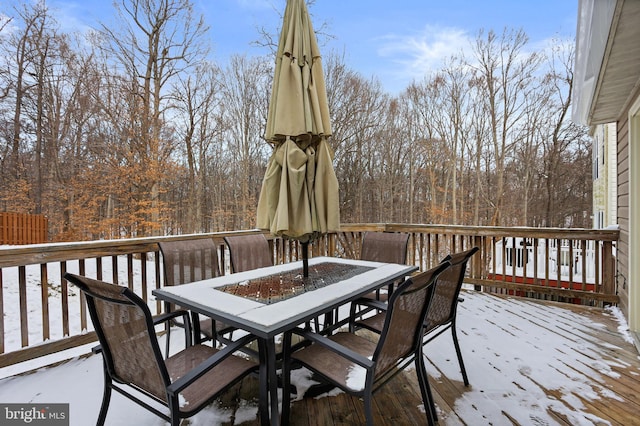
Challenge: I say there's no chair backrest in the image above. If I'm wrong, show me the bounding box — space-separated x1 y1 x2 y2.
64 273 170 402
360 231 410 264
372 262 450 378
424 247 479 333
158 239 220 286
223 234 273 273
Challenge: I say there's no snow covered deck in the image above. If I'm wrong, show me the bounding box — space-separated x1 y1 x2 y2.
1 289 637 426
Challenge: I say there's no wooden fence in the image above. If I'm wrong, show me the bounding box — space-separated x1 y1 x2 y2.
0 212 48 245
0 224 619 368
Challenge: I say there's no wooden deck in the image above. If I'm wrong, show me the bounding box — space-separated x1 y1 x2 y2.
217 290 640 425
2 290 638 425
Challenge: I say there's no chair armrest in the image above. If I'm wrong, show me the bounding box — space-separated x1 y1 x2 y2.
349 297 388 322
352 298 388 312
153 309 190 326
166 333 258 396
290 328 374 369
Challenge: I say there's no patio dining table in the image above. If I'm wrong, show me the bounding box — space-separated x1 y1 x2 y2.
152 256 418 425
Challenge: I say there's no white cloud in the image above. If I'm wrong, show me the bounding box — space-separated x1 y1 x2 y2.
235 0 275 11
376 25 472 86
47 1 102 34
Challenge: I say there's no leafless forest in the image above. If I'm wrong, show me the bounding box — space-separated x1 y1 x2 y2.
0 1 592 242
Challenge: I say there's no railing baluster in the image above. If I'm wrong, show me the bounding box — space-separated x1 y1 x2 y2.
555 238 562 289
127 254 134 290
96 257 103 281
581 240 587 292
79 259 87 331
533 238 539 286
595 240 601 292
61 261 69 337
141 252 148 303
0 268 4 354
603 241 615 296
111 255 118 284
19 266 28 348
569 240 575 291
41 263 49 341
155 250 162 314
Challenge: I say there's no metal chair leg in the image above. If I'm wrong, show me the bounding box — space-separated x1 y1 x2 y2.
416 350 437 425
363 391 374 426
97 363 112 426
451 324 469 386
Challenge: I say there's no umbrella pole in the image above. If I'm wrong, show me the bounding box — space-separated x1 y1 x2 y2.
302 242 309 277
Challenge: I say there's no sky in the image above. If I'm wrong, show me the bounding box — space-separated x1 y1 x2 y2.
0 255 636 425
45 0 578 94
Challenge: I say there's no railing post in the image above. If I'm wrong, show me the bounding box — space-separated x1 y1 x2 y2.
328 233 336 258
473 235 483 291
602 241 615 299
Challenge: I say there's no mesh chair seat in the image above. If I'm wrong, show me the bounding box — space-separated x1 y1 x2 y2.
165 344 256 413
291 332 377 391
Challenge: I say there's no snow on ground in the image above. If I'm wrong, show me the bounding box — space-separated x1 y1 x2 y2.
0 257 162 353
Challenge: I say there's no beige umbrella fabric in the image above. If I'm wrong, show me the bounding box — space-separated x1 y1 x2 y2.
257 0 340 246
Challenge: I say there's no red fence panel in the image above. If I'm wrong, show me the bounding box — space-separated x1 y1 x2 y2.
0 212 48 245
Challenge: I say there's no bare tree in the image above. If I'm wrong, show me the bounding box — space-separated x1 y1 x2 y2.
510 76 551 225
219 54 272 230
324 52 391 223
97 0 209 235
540 40 591 227
3 3 50 179
466 81 491 225
0 1 60 214
171 62 225 232
470 28 542 226
431 58 472 224
0 14 13 101
405 78 448 223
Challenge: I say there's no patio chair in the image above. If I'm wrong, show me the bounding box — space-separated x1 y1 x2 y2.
360 231 410 300
281 262 451 426
337 231 410 329
63 273 258 426
158 239 235 352
352 247 480 391
420 246 479 385
223 234 273 273
360 231 410 265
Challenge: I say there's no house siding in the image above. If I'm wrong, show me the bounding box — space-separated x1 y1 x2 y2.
617 112 629 319
593 124 618 229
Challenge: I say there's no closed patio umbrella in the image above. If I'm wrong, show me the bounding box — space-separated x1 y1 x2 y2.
256 0 340 276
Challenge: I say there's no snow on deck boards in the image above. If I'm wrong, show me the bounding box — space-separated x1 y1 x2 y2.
236 291 640 425
0 290 638 425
